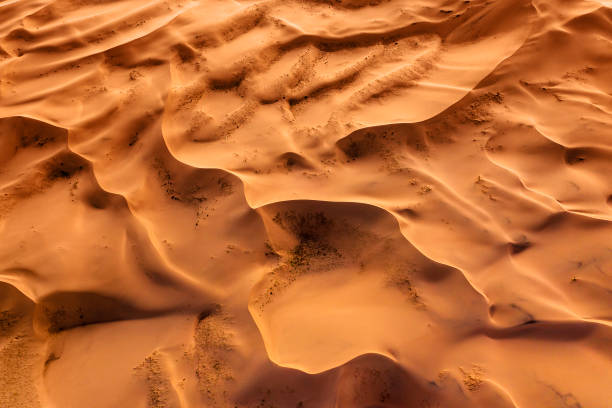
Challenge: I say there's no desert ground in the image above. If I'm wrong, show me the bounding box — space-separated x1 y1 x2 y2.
1 0 612 406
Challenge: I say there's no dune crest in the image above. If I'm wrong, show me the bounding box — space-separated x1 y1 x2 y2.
1 0 611 406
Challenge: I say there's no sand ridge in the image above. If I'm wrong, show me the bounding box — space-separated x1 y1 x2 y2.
1 0 612 406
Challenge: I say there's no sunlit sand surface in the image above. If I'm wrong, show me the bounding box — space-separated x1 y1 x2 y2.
1 0 611 406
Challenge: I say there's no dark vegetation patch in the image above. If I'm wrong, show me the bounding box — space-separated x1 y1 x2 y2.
273 211 332 243
462 92 503 125
135 352 173 408
194 307 234 404
273 211 340 270
385 274 422 305
338 131 391 161
19 130 56 148
153 159 233 204
336 126 422 172
255 211 343 311
45 152 87 181
0 310 21 336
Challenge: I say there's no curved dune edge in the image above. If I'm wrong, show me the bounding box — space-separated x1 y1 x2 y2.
2 0 612 407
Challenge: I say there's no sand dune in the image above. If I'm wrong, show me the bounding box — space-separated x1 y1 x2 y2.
1 0 612 406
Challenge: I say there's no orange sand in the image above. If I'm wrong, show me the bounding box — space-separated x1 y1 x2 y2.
1 0 611 407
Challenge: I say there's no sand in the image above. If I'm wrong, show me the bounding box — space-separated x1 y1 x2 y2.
1 0 611 406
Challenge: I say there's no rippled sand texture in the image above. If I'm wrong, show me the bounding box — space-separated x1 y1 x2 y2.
1 0 612 406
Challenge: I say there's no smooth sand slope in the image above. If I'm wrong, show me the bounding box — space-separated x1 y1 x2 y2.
1 0 612 407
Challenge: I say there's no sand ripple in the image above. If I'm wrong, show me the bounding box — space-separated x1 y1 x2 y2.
1 0 611 406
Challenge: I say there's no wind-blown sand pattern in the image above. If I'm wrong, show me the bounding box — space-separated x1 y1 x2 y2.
1 0 612 406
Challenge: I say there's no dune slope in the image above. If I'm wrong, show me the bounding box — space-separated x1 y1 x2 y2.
1 0 612 407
